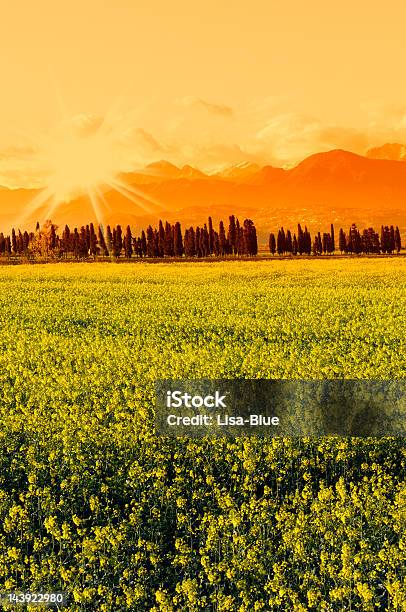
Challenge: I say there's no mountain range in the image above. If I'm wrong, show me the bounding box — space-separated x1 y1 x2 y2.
0 146 405 240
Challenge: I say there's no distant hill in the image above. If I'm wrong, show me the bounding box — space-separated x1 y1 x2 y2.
1 149 405 240
215 161 261 180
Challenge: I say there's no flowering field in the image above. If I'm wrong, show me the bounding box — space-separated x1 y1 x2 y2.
0 259 405 610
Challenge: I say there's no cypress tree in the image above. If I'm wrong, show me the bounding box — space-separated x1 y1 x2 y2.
292 234 298 255
208 216 214 254
106 225 113 255
73 228 80 258
297 224 304 254
158 220 165 257
269 233 276 255
98 226 108 257
146 226 155 257
330 223 335 252
89 223 97 257
389 225 395 253
124 225 133 258
164 221 174 256
228 215 237 254
173 222 183 256
285 229 292 253
219 221 227 256
394 226 401 253
140 230 147 257
11 228 17 254
195 227 201 257
115 225 123 257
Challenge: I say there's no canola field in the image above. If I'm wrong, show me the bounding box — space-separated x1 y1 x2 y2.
0 259 405 611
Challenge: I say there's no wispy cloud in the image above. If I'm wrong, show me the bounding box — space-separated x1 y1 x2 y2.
255 113 370 164
176 96 234 117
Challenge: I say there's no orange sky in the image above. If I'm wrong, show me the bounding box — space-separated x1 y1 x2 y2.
1 0 406 189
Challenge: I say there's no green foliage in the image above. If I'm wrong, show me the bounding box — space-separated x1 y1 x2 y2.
0 260 405 610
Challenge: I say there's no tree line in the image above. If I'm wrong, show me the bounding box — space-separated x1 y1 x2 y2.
0 215 258 259
269 223 402 255
0 217 402 260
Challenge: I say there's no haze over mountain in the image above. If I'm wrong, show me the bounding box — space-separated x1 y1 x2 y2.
0 148 405 240
366 143 406 161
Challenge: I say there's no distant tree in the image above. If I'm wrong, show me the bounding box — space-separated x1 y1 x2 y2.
285 229 292 253
213 231 220 256
50 224 57 251
98 226 108 257
31 220 58 258
23 231 30 255
163 221 174 256
269 233 276 255
124 225 133 258
113 225 123 257
219 221 227 256
11 228 17 254
201 224 210 257
339 228 346 253
298 224 304 254
89 223 98 257
208 216 214 254
106 226 113 255
277 228 286 255
389 225 396 253
195 227 202 257
349 224 362 254
140 230 147 257
62 225 71 256
228 215 237 254
146 225 155 257
173 222 183 256
184 227 196 257
158 220 165 257
292 234 298 255
73 228 80 258
243 219 258 255
395 226 402 252
330 223 335 252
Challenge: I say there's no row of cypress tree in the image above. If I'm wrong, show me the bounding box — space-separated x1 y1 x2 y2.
0 215 258 259
269 223 402 255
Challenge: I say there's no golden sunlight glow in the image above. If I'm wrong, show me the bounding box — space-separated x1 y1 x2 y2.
12 114 163 229
45 129 118 202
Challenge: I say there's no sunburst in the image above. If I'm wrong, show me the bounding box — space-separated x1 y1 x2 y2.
13 107 164 230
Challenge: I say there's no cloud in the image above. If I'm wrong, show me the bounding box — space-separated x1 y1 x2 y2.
120 127 165 153
0 145 37 161
61 113 104 137
255 113 370 164
176 96 234 117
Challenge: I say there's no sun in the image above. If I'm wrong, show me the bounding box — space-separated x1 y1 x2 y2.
13 112 163 228
46 128 118 202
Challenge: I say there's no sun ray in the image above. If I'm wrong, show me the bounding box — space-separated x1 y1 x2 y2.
110 176 164 210
87 187 106 226
10 99 170 231
105 178 153 214
13 186 55 230
94 186 112 212
40 194 60 226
